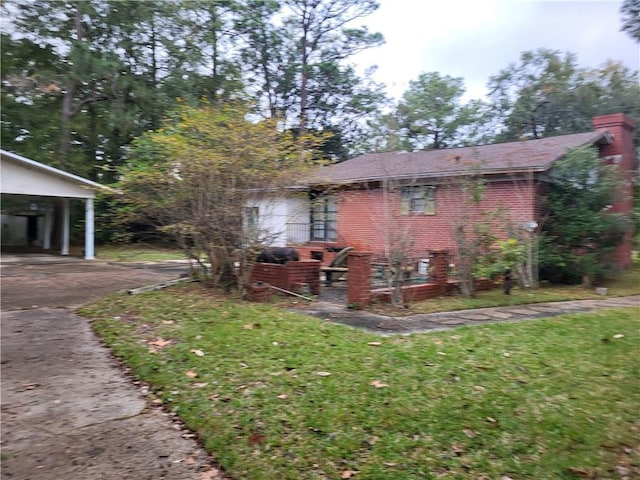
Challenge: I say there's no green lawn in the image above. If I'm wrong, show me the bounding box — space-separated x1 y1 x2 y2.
82 287 640 480
371 265 640 316
95 244 185 262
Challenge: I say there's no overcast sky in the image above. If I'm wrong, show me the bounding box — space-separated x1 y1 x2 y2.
352 0 639 101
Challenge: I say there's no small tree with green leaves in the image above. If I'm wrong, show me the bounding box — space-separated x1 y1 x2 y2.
443 161 502 298
539 146 632 285
116 101 323 296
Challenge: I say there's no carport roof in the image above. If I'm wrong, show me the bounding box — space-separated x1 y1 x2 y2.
1 149 114 198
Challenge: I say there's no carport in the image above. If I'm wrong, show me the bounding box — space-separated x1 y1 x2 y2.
1 149 112 260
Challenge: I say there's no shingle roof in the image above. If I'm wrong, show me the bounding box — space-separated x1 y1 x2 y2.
311 131 609 184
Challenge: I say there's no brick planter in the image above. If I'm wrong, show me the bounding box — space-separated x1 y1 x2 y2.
247 282 272 302
249 260 321 300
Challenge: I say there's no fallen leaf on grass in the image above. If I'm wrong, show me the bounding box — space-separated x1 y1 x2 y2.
451 443 465 455
474 363 492 370
185 370 198 378
316 371 331 376
243 324 254 330
162 320 175 325
191 382 209 389
503 352 511 357
340 470 359 478
616 465 630 476
567 467 592 478
149 338 172 347
463 427 478 438
248 431 265 446
190 349 205 357
370 380 389 388
277 393 289 399
613 334 624 339
200 468 222 480
367 342 382 346
433 338 443 346
383 462 397 467
486 416 498 423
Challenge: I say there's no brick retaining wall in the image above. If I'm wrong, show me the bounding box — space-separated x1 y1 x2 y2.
250 260 321 297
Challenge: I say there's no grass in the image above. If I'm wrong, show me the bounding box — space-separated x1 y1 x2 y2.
95 243 185 262
371 265 640 316
82 286 640 480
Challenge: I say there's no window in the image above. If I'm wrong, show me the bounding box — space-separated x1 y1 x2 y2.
401 186 435 215
245 206 259 231
311 196 337 241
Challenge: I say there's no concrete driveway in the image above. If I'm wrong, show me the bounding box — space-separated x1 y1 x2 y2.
1 255 228 480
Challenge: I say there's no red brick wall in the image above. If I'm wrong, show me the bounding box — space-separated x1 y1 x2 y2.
346 251 372 306
250 260 321 296
251 263 289 291
371 278 496 304
592 113 636 269
286 260 321 295
335 179 539 258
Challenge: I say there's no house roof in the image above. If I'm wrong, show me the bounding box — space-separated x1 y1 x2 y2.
1 149 115 198
311 130 610 185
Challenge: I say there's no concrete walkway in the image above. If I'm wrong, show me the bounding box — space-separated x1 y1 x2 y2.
302 295 640 335
1 256 228 480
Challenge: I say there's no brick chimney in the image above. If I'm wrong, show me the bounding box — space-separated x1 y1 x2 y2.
592 113 636 269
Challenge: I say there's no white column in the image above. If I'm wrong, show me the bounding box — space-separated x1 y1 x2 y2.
61 198 70 255
43 204 53 250
84 197 95 260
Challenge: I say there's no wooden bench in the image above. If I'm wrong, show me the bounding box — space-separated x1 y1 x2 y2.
320 246 354 286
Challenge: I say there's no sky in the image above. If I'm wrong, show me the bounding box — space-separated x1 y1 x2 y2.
351 0 639 101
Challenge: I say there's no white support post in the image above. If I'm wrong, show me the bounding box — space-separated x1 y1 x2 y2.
43 203 53 250
84 197 95 260
61 198 70 255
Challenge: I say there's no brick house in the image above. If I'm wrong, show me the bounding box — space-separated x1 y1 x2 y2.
257 114 636 270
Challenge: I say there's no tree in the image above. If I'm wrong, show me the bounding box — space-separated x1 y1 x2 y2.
488 50 640 146
378 72 487 151
442 165 500 298
282 0 383 131
3 0 248 179
621 0 640 42
488 49 585 141
116 102 323 296
577 61 640 147
539 147 632 284
0 34 63 164
237 0 385 159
